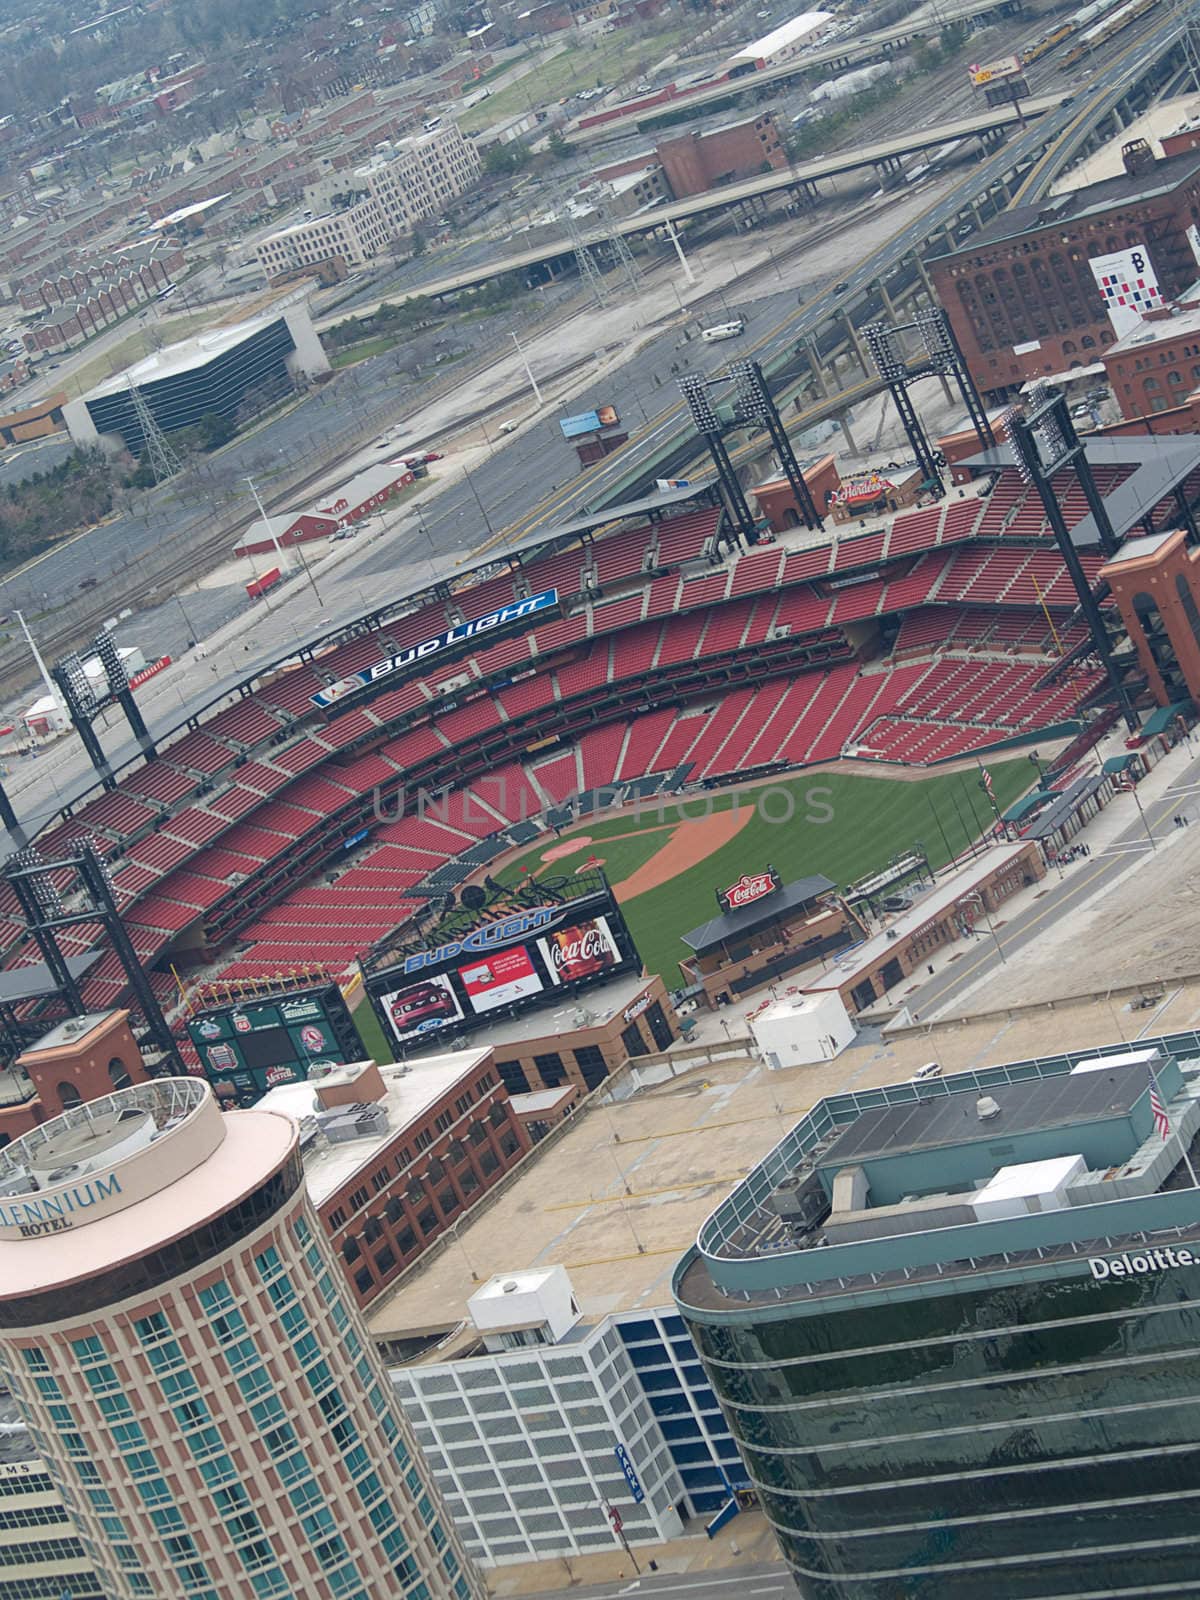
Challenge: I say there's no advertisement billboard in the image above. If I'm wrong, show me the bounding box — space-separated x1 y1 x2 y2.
459 946 544 1013
379 974 464 1046
187 985 364 1103
311 589 559 709
969 53 1022 84
1089 243 1163 337
539 915 621 986
559 405 619 439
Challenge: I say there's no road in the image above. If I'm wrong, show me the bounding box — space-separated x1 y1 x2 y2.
317 95 1061 311
905 754 1200 1020
532 1560 793 1600
490 0 1198 540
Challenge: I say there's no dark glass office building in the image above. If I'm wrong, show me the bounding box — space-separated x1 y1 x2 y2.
674 1033 1200 1599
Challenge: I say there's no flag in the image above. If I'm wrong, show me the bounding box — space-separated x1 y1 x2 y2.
980 767 996 801
1149 1072 1171 1140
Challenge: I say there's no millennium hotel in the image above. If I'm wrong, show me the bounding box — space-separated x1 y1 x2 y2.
675 1034 1200 1599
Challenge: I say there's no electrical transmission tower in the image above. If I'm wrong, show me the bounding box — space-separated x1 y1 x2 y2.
563 209 608 308
128 383 181 484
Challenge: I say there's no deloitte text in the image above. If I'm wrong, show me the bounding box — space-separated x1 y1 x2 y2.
1088 1246 1196 1281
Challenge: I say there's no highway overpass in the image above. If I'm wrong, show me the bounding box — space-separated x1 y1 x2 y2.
345 94 1058 313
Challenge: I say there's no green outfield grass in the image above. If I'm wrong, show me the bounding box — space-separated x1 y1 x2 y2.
500 762 1035 987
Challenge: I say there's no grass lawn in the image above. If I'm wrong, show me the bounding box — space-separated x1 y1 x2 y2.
458 23 694 133
500 762 1035 987
329 333 406 370
352 992 393 1065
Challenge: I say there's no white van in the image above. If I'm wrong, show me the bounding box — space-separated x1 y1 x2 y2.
701 319 745 342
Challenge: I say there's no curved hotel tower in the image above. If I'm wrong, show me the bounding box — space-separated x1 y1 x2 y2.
0 1077 482 1600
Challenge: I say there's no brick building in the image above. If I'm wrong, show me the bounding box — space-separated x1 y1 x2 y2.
260 1052 531 1309
928 147 1200 395
655 114 786 198
1103 292 1200 416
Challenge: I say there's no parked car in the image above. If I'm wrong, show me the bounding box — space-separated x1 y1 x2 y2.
909 1061 943 1083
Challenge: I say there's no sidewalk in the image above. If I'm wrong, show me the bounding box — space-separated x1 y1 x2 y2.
485 1511 780 1596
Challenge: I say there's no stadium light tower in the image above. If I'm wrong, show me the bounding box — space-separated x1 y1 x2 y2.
5 839 183 1072
1005 393 1140 734
677 373 760 545
863 321 944 492
51 628 157 791
728 359 824 530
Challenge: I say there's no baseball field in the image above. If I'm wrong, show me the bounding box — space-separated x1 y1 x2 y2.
499 761 1035 987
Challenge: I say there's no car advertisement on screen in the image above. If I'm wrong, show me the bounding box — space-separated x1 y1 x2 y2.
538 915 621 986
459 946 544 1013
380 974 464 1045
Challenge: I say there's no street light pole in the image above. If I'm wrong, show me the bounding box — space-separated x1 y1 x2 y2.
1129 777 1158 852
509 331 544 407
246 474 323 609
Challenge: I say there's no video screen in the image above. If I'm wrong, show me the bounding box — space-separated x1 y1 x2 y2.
238 1026 298 1070
458 945 544 1014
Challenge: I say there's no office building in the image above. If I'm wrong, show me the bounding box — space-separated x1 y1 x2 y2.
0 1077 482 1600
675 1033 1200 1598
257 124 479 281
63 298 330 455
929 145 1200 393
367 1056 797 1566
0 1389 103 1599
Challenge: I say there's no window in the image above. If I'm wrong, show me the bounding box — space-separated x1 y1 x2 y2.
329 1208 347 1229
57 1082 82 1109
371 1166 391 1193
108 1056 132 1090
349 1187 369 1212
434 1110 453 1134
344 1238 361 1263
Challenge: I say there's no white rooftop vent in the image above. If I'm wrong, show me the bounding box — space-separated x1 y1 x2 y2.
976 1095 1002 1121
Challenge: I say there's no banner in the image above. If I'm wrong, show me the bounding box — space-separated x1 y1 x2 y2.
1089 244 1162 337
312 589 558 709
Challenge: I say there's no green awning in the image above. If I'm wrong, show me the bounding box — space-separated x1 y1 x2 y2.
1139 700 1194 738
1002 790 1055 823
1102 753 1138 774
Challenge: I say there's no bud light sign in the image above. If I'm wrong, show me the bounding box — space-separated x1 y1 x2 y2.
402 907 560 975
312 590 558 709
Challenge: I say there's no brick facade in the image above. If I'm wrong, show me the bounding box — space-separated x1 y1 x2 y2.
928 150 1200 395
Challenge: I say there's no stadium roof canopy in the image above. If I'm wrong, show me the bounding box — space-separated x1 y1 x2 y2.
958 433 1200 549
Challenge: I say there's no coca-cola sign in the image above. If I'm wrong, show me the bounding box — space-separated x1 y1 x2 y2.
717 867 782 916
539 916 620 986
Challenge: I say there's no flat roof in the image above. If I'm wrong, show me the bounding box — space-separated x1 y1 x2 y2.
366 1040 906 1348
82 308 291 400
804 845 1031 992
0 951 101 1006
733 10 832 58
681 874 836 954
405 975 655 1057
958 433 1200 549
818 1067 1146 1166
932 148 1200 258
1107 299 1200 353
267 1050 490 1205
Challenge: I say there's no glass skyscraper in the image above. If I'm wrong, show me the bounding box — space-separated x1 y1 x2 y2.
0 1077 482 1600
675 1033 1200 1599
